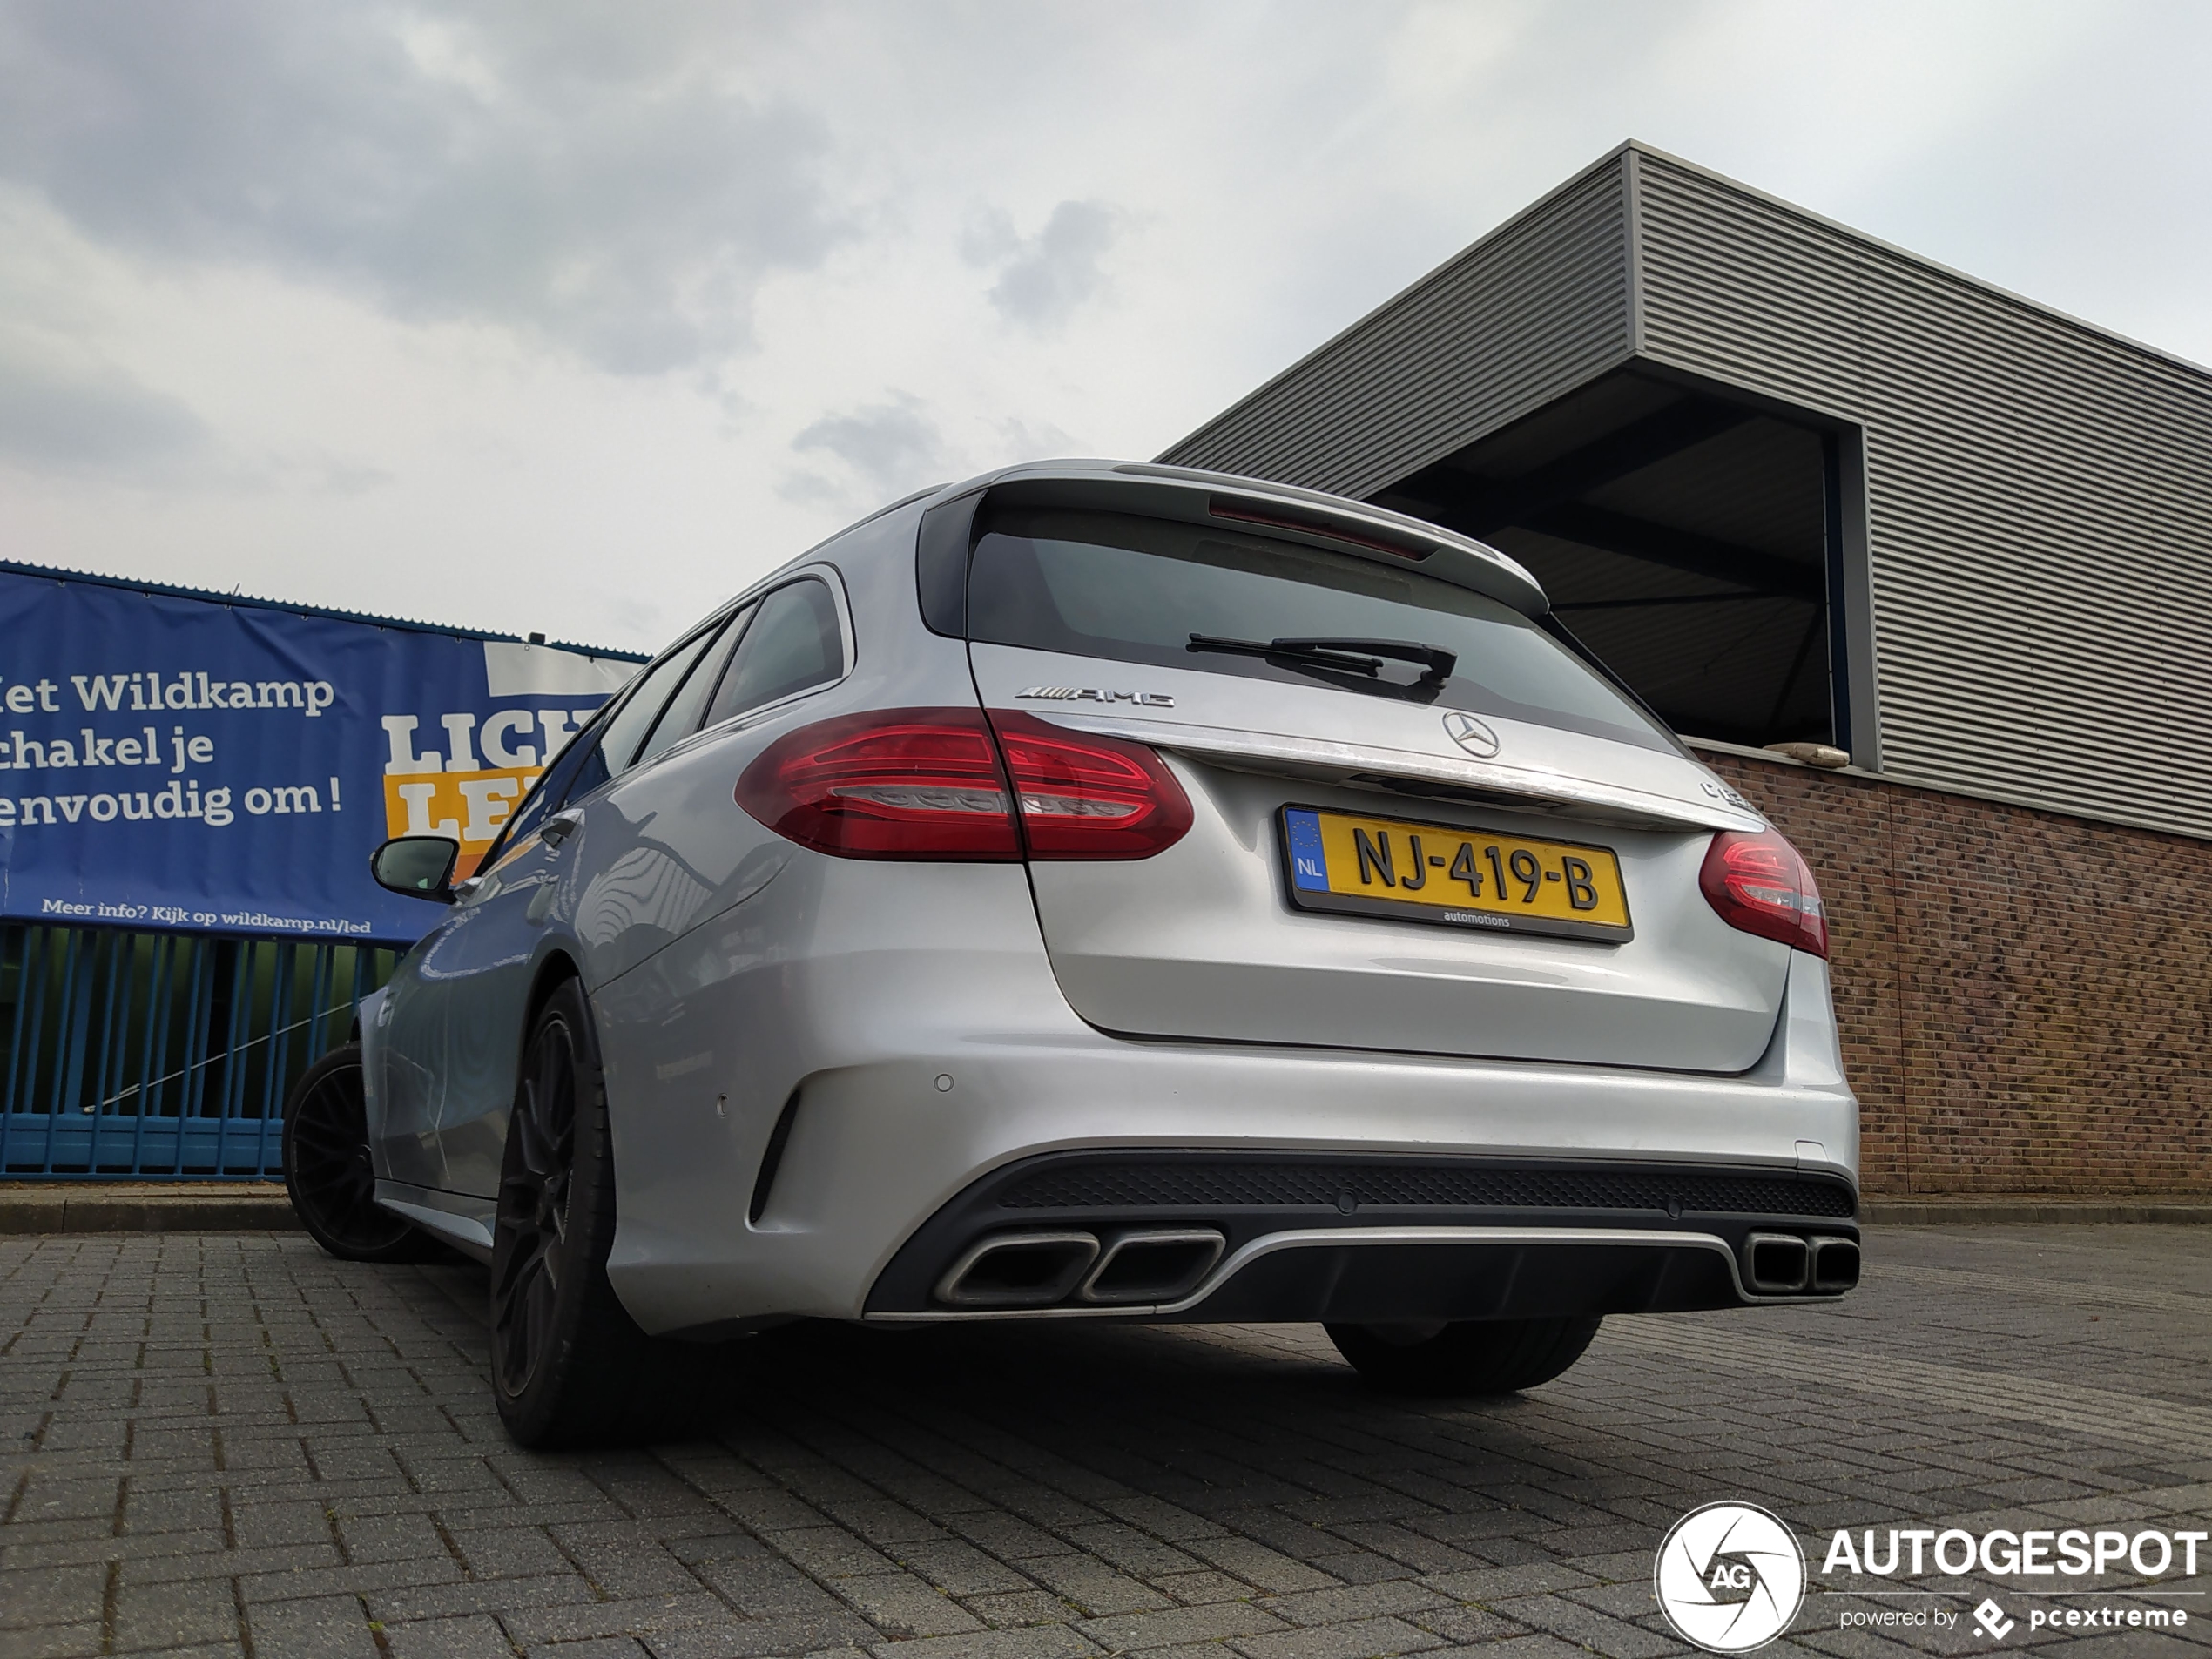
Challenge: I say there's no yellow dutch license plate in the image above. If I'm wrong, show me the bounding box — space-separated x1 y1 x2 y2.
1280 806 1632 942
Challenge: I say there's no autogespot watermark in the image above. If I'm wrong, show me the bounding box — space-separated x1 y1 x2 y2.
1655 1504 1808 1652
1655 1507 2206 1651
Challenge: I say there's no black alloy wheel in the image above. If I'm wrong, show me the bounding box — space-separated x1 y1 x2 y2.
491 976 709 1447
492 1003 583 1402
281 1043 429 1263
1326 1315 1602 1396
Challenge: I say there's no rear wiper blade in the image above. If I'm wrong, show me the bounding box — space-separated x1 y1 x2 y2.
1189 634 1379 676
1188 634 1457 685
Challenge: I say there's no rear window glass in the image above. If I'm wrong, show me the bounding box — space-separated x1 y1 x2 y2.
967 507 1676 752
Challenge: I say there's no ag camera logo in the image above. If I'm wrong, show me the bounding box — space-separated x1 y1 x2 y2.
1655 1502 1807 1652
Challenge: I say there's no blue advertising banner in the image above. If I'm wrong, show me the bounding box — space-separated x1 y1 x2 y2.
0 563 640 943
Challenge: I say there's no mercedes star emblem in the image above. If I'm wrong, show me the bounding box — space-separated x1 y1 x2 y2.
1441 711 1501 759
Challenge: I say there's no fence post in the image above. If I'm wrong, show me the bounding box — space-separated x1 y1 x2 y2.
0 924 397 1180
0 926 29 1171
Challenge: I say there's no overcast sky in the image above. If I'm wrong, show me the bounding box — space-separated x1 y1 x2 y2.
3 1 2207 653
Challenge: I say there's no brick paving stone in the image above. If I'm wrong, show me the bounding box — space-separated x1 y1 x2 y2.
108 1575 239 1650
1253 1580 1452 1628
685 1554 848 1619
1229 1615 1448 1659
1175 1538 1336 1595
1404 1603 1528 1644
832 1572 986 1638
1323 1522 1487 1575
889 1538 1035 1598
1022 1555 1176 1617
1091 1497 1222 1543
0 1625 105 1659
1142 1568 1250 1605
1062 1521 1204 1578
1568 1578 1676 1618
1472 1636 1604 1659
364 1570 600 1622
382 1612 521 1659
0 1564 106 1628
1419 1561 1595 1602
1074 1601 1289 1652
3 1226 2211 1658
962 1588 1085 1629
859 1627 1098 1659
1491 1593 1682 1659
448 1523 575 1580
1298 1550 1410 1585
245 1591 382 1659
940 1513 1077 1561
642 1612 881 1658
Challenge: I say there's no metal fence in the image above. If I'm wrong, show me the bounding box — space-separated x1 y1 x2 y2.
0 924 398 1180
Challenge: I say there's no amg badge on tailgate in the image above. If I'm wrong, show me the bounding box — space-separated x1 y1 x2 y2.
1018 687 1176 707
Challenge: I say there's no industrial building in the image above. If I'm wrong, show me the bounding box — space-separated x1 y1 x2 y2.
1164 143 2212 1197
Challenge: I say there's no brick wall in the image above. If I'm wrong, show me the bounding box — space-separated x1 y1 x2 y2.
1698 748 2211 1197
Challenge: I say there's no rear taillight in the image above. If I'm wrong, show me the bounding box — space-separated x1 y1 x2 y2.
737 709 1021 860
1698 829 1829 958
988 710 1192 859
736 707 1190 861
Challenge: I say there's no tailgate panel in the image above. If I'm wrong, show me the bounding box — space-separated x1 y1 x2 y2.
976 645 1789 1073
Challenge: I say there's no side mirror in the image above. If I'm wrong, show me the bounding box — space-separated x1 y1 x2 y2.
371 836 460 902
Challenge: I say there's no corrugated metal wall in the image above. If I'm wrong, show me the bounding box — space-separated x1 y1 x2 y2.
1633 151 2212 838
1161 142 2212 840
1161 154 1634 501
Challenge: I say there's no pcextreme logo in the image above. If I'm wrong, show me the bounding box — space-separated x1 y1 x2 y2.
1654 1503 1808 1653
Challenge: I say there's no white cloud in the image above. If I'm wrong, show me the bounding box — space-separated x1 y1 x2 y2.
968 199 1124 329
0 196 208 471
0 339 206 471
0 2 842 373
0 0 2203 653
786 392 950 507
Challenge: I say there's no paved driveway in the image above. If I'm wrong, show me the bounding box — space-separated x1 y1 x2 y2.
3 1225 2208 1658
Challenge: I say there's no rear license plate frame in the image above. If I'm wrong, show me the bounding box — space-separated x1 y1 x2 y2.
1278 804 1634 943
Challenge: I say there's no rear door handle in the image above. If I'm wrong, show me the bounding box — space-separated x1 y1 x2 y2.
541 811 582 848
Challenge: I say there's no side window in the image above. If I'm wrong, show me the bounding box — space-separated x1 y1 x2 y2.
595 626 719 782
555 736 609 808
701 579 845 728
631 604 751 771
496 715 599 852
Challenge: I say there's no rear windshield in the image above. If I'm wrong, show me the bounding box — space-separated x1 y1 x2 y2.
968 507 1677 752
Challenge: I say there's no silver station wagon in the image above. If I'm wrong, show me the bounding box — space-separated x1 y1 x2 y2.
283 460 1859 1447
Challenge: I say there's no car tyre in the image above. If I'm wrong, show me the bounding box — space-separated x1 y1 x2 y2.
491 978 724 1447
1326 1316 1602 1396
282 1043 433 1263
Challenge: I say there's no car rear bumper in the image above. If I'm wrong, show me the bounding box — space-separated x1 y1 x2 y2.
601 948 1857 1336
865 1147 1858 1324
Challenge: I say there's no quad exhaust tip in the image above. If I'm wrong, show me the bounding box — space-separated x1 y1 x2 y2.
934 1229 1227 1308
1810 1235 1860 1293
1080 1230 1225 1305
934 1232 1098 1307
1743 1231 1858 1297
1744 1232 1810 1294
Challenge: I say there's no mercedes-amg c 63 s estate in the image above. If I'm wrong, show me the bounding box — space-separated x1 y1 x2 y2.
283 459 1859 1446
